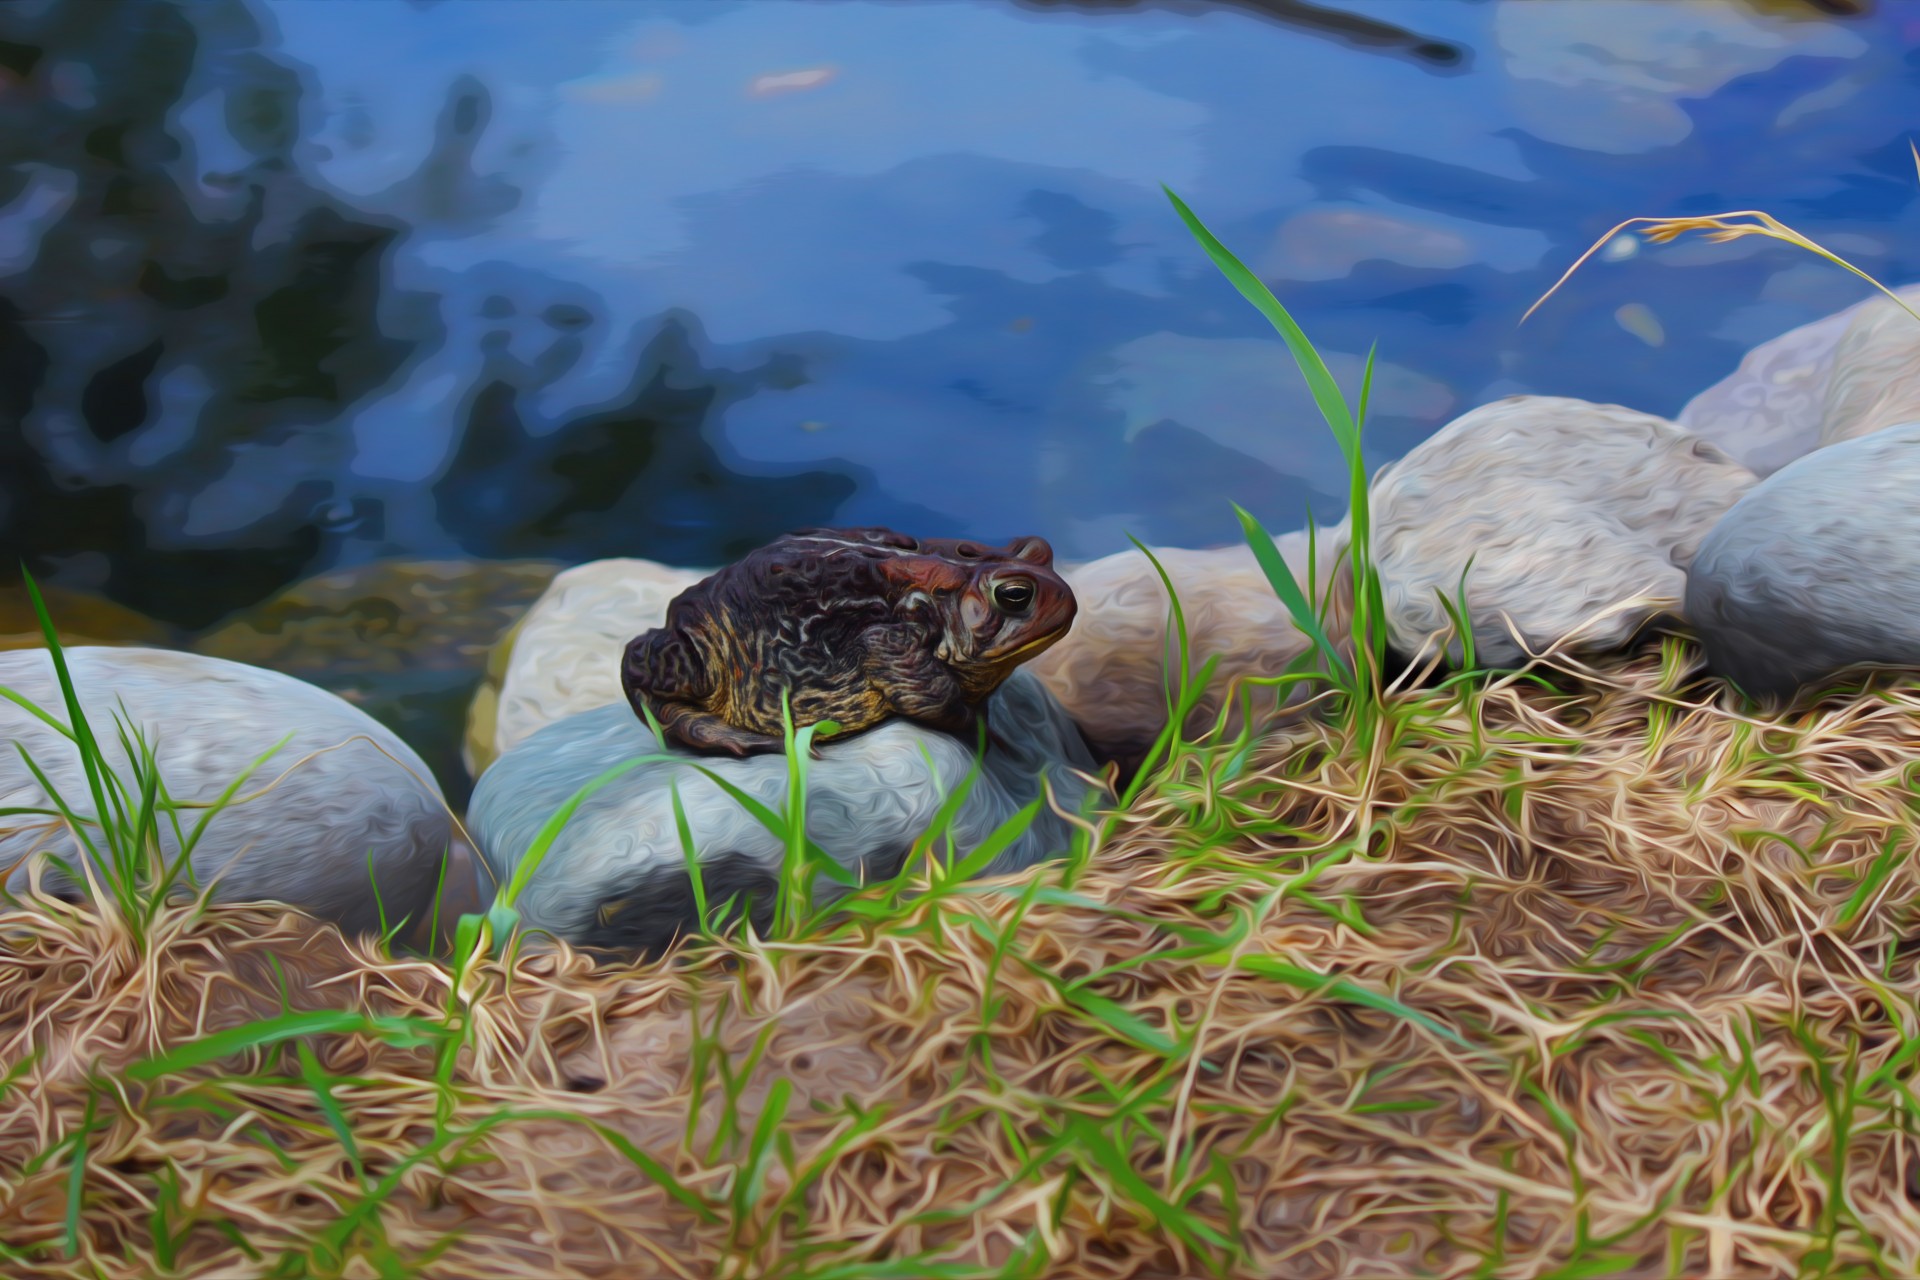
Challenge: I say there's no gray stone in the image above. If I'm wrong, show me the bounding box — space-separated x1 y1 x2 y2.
1685 422 1920 700
1678 283 1920 476
1371 396 1756 667
468 668 1104 953
1818 293 1920 450
0 647 453 936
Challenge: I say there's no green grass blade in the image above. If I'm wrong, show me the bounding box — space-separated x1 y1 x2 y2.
14 742 107 876
669 780 711 935
0 683 77 743
1837 831 1906 928
126 1010 443 1081
1062 1115 1238 1269
498 753 672 909
62 1089 98 1258
942 797 1044 885
297 1041 365 1187
1232 954 1475 1052
20 568 124 873
1234 504 1353 687
736 1075 794 1224
1163 186 1356 449
1129 534 1194 724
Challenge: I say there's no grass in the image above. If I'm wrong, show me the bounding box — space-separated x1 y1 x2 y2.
7 190 1920 1277
0 569 289 953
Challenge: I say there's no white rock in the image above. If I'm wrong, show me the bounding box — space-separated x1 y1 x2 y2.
1678 283 1920 476
1371 395 1756 667
0 648 452 935
1685 422 1920 700
493 558 704 762
1819 293 1920 449
476 533 1350 770
468 668 1103 952
1026 527 1351 762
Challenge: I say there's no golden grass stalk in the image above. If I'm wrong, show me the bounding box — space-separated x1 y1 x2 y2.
1523 144 1920 327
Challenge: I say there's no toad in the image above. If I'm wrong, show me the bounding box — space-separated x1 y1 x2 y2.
620 526 1076 757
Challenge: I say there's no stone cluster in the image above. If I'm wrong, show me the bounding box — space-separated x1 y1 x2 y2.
8 285 1920 948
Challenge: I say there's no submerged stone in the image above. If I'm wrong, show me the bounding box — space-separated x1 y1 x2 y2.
0 581 176 652
193 558 563 806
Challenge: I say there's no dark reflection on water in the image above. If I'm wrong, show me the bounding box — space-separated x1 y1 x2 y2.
1 0 1917 635
1015 0 1474 70
0 0 427 626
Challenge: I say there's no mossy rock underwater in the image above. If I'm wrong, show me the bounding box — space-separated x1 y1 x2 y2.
0 581 178 652
192 558 564 808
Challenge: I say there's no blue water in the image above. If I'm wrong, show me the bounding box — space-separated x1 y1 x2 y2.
4 0 1920 627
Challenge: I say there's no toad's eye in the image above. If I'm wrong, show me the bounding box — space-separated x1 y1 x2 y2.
990 578 1035 613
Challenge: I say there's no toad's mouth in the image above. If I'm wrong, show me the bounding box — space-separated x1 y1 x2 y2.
986 627 1069 663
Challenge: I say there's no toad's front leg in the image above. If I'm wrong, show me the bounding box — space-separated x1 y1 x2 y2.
860 624 1011 755
652 699 788 758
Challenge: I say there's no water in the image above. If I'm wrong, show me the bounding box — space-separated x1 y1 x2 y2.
3 0 1919 633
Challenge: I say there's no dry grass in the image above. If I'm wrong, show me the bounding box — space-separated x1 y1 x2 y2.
7 634 1920 1277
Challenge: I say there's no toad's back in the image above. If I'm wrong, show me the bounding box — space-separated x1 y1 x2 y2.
621 524 1075 757
675 536 912 730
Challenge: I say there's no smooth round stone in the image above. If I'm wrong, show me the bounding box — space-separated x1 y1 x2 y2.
1818 293 1920 450
479 557 704 775
468 668 1105 953
1685 422 1920 701
0 647 452 936
1678 283 1920 477
1371 395 1756 667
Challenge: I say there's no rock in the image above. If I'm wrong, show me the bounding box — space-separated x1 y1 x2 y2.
1678 283 1920 477
471 535 1351 772
1685 422 1920 701
0 647 454 937
486 558 705 767
1818 293 1920 450
0 581 176 652
193 558 564 807
461 607 535 781
1371 396 1756 667
468 668 1103 953
1025 528 1351 763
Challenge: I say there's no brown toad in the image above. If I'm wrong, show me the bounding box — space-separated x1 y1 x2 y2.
619 526 1076 757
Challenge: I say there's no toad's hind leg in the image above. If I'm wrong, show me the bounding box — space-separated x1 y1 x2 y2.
622 628 783 757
